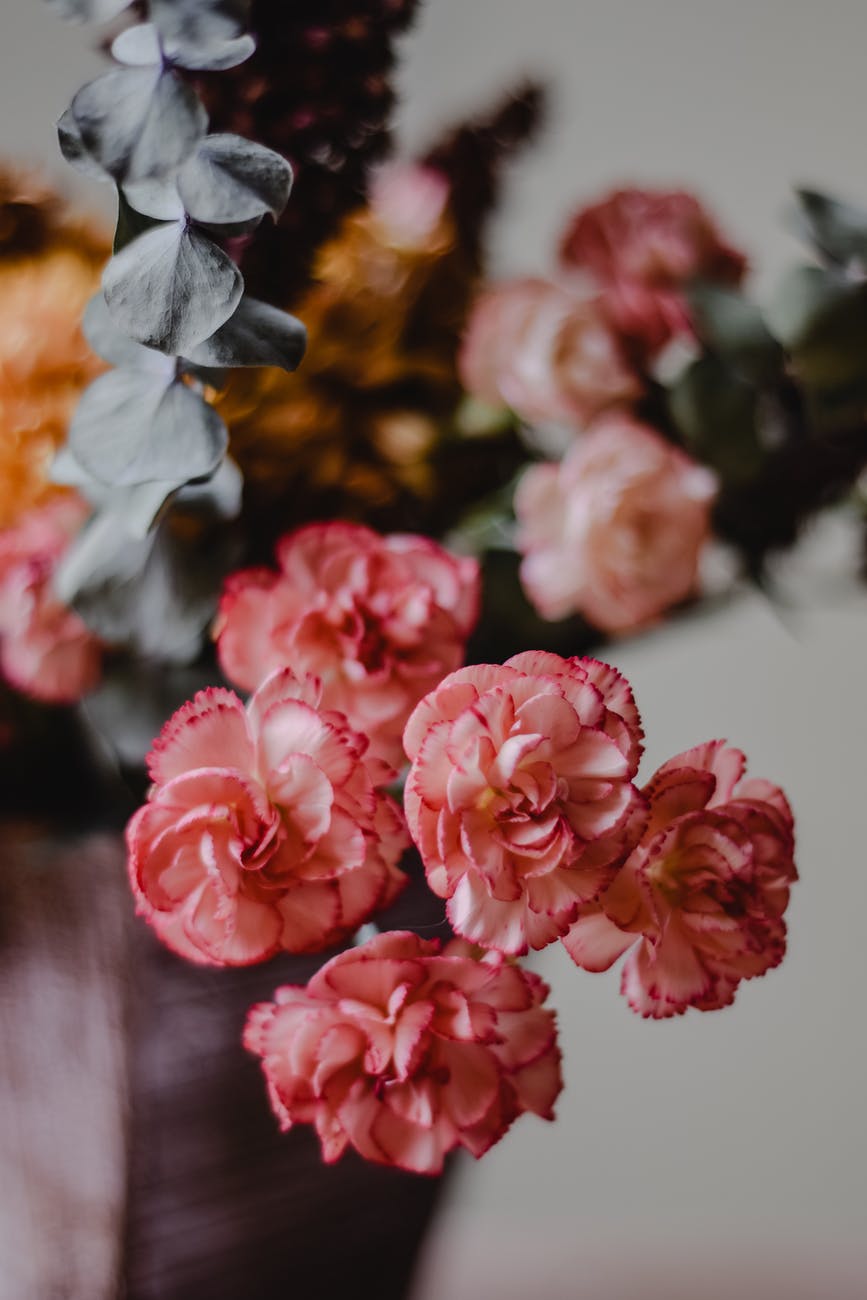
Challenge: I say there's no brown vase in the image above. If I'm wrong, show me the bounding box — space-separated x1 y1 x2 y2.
0 819 447 1300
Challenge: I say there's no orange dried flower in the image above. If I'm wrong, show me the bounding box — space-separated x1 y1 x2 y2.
0 166 108 530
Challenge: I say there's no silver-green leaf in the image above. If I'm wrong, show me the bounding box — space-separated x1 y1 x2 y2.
185 296 306 370
150 0 255 71
102 220 243 354
178 134 292 225
71 67 207 184
69 369 228 486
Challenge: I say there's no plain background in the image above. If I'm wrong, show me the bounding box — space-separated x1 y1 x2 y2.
3 4 866 1298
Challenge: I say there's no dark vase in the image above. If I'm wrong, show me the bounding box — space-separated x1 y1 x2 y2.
0 710 447 1300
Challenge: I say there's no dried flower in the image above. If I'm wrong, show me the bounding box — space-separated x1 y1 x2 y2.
245 929 562 1174
0 167 107 530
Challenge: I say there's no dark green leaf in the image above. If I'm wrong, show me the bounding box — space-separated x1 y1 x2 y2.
178 134 292 225
102 220 243 354
668 355 764 483
768 264 867 392
185 296 306 369
792 188 867 267
687 282 783 382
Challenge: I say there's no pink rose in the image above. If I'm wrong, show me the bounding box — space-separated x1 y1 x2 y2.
126 669 409 967
245 929 562 1174
563 741 797 1017
215 523 480 768
559 188 747 356
0 494 101 703
458 277 642 427
515 414 716 633
403 652 644 955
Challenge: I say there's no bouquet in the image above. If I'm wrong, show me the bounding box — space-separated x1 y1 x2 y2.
5 0 866 1291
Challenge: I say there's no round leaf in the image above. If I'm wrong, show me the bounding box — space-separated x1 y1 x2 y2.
57 108 111 182
102 220 243 354
71 67 207 184
185 296 306 370
177 134 292 225
111 22 162 67
793 189 867 268
69 369 228 486
150 0 255 70
82 294 175 374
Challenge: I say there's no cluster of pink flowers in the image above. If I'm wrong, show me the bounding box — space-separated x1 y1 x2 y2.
459 187 746 635
126 522 797 1174
0 494 101 703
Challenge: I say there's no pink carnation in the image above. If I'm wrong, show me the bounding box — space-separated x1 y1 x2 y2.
245 929 562 1174
563 741 797 1017
0 494 101 703
369 163 451 249
126 670 409 967
216 523 480 768
458 277 642 427
403 652 644 955
559 187 747 356
515 414 716 633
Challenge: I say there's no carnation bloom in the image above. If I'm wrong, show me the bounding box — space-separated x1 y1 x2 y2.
216 523 480 768
559 187 747 357
245 929 562 1174
403 652 644 955
515 414 717 634
458 277 642 428
563 741 797 1017
0 494 101 702
126 670 409 966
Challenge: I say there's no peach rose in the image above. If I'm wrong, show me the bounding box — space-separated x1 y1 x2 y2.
559 187 747 356
0 494 101 702
563 740 797 1017
126 669 409 966
245 929 562 1174
458 277 641 427
403 652 644 955
215 523 480 768
515 414 717 633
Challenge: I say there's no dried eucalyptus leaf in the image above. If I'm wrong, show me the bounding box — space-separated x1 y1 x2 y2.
178 134 292 225
146 382 228 482
185 297 306 370
122 177 186 222
111 22 162 67
54 507 155 617
72 67 207 184
57 108 111 182
69 369 227 486
174 456 243 519
150 0 246 50
102 220 243 354
83 294 175 374
46 0 132 22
